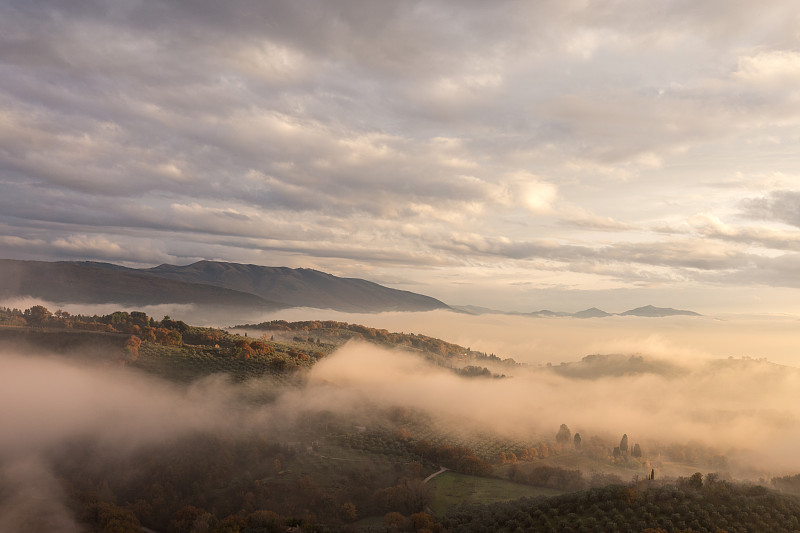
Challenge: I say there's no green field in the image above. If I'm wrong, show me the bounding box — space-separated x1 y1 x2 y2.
428 471 563 516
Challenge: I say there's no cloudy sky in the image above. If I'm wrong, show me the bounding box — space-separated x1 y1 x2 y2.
2 0 800 313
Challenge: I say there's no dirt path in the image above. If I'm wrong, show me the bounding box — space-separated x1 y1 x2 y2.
423 466 448 484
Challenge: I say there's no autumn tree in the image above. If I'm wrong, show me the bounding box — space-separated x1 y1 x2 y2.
24 305 52 326
125 335 142 362
410 512 435 532
384 512 407 532
249 340 273 356
573 432 582 450
620 434 628 455
340 502 357 522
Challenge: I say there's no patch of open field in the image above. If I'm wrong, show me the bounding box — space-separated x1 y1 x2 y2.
428 471 563 516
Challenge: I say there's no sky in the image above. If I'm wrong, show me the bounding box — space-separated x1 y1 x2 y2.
2 1 800 313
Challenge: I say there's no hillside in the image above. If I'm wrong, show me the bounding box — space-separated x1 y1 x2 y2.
0 259 281 309
144 260 450 312
443 479 800 532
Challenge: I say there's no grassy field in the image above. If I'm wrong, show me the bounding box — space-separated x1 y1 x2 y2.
428 471 563 516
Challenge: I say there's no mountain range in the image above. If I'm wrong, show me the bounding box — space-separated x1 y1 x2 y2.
452 304 700 318
0 258 701 317
0 259 449 313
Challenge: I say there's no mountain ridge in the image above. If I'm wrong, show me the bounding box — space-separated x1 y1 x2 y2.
0 259 282 309
0 259 449 313
143 260 449 313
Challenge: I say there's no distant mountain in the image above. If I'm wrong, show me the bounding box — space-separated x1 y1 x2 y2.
525 309 571 317
450 304 504 315
0 259 449 313
0 259 281 309
443 304 700 318
143 260 449 313
451 306 572 317
572 307 612 318
619 305 701 317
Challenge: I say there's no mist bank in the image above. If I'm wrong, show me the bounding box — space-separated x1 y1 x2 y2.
240 308 800 368
7 298 800 368
3 339 800 473
305 342 800 472
3 332 800 530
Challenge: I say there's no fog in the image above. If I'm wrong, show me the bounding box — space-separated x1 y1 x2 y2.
239 307 800 368
301 343 800 470
4 302 800 529
7 343 799 471
9 297 800 367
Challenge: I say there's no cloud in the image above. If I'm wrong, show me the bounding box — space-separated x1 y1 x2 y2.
560 207 635 231
657 213 800 252
742 190 800 228
2 0 800 309
734 50 800 87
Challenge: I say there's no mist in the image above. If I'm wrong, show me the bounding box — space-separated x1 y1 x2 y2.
298 342 800 471
10 297 800 367
4 337 800 472
237 307 800 368
5 302 800 529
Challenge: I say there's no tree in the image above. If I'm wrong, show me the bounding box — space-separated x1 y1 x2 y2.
340 502 357 522
573 432 582 450
168 505 213 533
556 424 572 446
632 443 642 458
24 305 52 326
125 335 142 362
620 434 628 455
384 512 407 532
688 472 703 489
410 512 434 532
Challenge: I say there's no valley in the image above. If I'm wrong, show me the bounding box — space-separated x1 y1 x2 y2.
2 305 800 531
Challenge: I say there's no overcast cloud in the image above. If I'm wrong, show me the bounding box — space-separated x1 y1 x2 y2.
2 0 800 313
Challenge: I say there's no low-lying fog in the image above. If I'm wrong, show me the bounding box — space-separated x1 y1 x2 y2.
3 340 800 473
247 308 800 368
9 297 800 366
3 300 800 529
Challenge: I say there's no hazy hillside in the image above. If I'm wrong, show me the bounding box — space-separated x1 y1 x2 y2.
572 307 612 318
620 304 701 317
0 259 283 309
144 260 450 312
